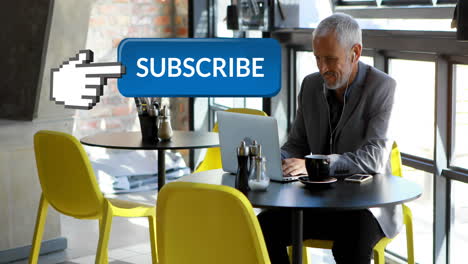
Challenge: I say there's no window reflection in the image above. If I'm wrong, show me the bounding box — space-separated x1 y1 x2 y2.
213 98 234 108
296 51 318 99
360 55 374 66
386 166 434 264
216 0 233 37
452 64 468 169
357 19 454 32
389 59 435 160
450 180 468 262
212 97 262 110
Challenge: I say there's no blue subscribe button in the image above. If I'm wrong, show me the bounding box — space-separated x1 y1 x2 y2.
117 38 281 97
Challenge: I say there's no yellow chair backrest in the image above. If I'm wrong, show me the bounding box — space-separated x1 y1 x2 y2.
34 130 104 218
157 181 271 264
211 108 268 132
194 108 267 173
391 142 403 177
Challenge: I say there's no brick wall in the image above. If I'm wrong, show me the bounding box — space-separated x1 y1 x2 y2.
73 0 190 161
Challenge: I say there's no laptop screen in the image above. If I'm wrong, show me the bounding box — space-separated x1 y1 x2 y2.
217 111 284 181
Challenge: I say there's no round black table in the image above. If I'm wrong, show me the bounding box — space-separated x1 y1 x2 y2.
179 169 422 264
80 130 219 190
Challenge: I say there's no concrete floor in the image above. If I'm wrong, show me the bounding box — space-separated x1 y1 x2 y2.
9 188 400 264
10 188 338 264
11 191 158 264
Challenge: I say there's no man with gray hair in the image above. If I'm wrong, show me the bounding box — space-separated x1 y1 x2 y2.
258 13 399 263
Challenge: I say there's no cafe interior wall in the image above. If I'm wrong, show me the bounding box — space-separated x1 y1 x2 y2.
0 0 188 258
0 0 94 254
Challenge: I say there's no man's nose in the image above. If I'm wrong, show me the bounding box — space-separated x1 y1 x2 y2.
318 61 328 74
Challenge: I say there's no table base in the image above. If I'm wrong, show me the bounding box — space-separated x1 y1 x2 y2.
292 209 303 264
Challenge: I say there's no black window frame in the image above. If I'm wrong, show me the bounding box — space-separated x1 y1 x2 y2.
334 0 456 19
380 0 433 6
336 0 456 6
438 0 457 4
336 0 378 6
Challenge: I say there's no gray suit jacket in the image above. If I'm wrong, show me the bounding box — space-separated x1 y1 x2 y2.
282 61 401 238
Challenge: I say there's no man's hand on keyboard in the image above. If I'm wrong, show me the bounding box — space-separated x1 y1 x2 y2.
282 158 307 176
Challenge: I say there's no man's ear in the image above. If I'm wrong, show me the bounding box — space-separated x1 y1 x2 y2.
351 44 362 63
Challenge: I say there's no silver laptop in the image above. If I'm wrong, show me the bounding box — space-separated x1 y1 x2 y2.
217 111 300 182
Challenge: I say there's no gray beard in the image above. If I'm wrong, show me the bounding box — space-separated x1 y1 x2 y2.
323 69 352 90
323 58 353 90
324 77 347 90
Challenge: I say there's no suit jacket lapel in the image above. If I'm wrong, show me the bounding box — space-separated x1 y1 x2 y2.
335 64 370 135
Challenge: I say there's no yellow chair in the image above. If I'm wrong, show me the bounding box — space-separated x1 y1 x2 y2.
292 142 415 264
156 181 271 264
194 108 267 173
30 130 158 264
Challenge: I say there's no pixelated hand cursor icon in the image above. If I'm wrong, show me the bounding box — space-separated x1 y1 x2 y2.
51 50 125 110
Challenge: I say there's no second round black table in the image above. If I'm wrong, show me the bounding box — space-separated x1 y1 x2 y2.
179 169 422 264
80 130 219 190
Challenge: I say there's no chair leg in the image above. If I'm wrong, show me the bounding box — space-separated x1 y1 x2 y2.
373 247 385 264
97 219 109 263
373 237 392 264
96 202 113 264
302 246 309 264
29 194 49 264
147 214 158 263
287 246 309 264
404 205 415 264
406 226 415 264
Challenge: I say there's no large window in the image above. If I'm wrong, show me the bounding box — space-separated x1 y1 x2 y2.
335 0 455 31
215 0 233 38
209 97 263 130
296 52 318 99
211 98 262 110
387 166 434 264
357 18 454 31
450 180 468 262
360 55 374 66
210 0 263 127
386 59 436 263
337 0 456 7
389 59 435 160
452 64 468 169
